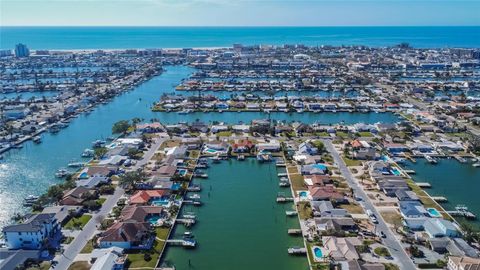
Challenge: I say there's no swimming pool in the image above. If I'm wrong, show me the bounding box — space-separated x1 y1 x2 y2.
78 172 89 179
297 190 310 201
146 215 160 224
176 169 187 176
312 246 325 262
151 198 170 206
391 168 401 176
427 208 442 218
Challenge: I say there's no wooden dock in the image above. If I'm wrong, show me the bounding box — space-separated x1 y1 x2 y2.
416 182 431 188
432 196 448 202
288 247 307 255
288 229 302 235
276 197 294 203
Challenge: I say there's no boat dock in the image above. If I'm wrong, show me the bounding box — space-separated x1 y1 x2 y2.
288 247 307 255
432 196 448 202
276 197 294 203
166 239 197 248
416 182 431 188
183 200 202 206
404 170 416 174
447 205 477 219
287 229 302 235
285 210 298 216
176 218 196 226
277 173 288 177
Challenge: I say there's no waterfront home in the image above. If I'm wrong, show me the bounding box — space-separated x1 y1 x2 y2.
232 124 250 133
448 256 480 270
256 140 281 152
301 163 328 175
297 141 319 155
129 190 170 205
2 214 61 250
181 137 202 150
399 201 428 219
60 186 95 206
120 205 166 223
232 140 254 153
384 143 409 154
136 122 163 133
424 218 459 238
395 190 420 202
154 165 177 179
376 178 410 196
351 140 376 160
90 247 126 270
315 217 356 232
76 176 110 189
166 145 188 159
98 221 154 250
304 175 333 186
309 186 346 202
41 205 83 225
403 217 428 231
211 124 229 133
78 166 116 179
311 201 349 217
446 238 480 258
202 142 229 155
322 236 361 261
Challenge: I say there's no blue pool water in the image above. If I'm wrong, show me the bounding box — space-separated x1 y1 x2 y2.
313 247 323 258
391 168 401 176
151 198 169 206
299 191 308 198
146 215 160 224
427 208 442 218
177 169 187 176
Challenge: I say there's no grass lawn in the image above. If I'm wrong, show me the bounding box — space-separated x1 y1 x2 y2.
339 203 364 214
64 214 92 230
290 174 306 192
67 261 90 270
97 198 107 205
343 157 362 167
336 131 350 138
160 140 180 150
26 261 51 270
80 239 95 254
384 263 400 270
62 236 74 244
189 150 200 159
297 201 313 220
287 166 299 174
216 131 232 137
358 131 373 137
380 211 403 228
374 247 391 257
127 228 170 269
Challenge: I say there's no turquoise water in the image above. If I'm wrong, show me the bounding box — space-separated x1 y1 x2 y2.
313 247 323 258
162 159 308 270
404 159 480 227
0 65 399 228
1 27 480 50
427 208 442 218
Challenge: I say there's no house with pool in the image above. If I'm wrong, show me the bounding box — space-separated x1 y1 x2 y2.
129 190 171 206
98 221 154 250
120 205 168 226
202 142 229 155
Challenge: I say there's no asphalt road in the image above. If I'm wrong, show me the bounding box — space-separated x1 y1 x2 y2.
323 139 417 270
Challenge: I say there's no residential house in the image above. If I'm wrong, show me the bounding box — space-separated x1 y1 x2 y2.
322 236 361 261
448 256 480 270
2 214 61 250
98 221 153 250
315 217 356 232
60 186 94 206
309 186 346 203
424 218 459 238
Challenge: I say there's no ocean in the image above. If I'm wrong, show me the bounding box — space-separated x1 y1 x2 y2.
1 26 480 50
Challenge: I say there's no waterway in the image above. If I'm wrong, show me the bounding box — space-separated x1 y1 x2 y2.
403 159 480 228
0 65 398 228
162 159 308 270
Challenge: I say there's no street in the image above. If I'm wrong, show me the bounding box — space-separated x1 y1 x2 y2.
323 139 417 270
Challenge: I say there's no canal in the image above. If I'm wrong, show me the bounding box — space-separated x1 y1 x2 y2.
403 159 480 228
163 159 309 270
0 65 398 228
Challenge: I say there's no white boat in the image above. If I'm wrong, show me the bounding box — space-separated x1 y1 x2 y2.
425 155 438 164
92 140 106 147
81 149 95 158
473 163 480 168
178 109 193 115
55 169 70 178
67 162 85 168
24 195 39 202
33 136 42 144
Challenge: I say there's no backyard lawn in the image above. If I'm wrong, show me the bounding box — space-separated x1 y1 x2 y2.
64 214 92 230
127 228 170 268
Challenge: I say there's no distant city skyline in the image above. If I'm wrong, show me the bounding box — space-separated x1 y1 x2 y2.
1 0 479 26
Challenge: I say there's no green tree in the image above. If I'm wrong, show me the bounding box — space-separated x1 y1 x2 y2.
112 120 130 134
119 171 146 189
94 147 108 159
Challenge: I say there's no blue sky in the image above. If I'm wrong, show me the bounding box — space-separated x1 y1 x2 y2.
1 0 479 26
